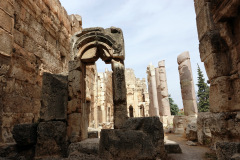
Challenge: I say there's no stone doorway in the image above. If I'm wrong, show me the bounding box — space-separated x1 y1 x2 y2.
68 27 128 142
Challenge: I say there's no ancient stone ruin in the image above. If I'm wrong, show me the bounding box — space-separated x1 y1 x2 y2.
0 0 240 159
194 0 240 159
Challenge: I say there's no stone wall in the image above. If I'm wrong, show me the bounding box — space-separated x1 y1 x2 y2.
194 0 240 156
194 0 240 113
0 0 82 143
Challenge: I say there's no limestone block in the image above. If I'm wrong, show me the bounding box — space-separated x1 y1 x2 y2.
35 121 68 158
0 28 13 57
68 138 99 156
0 9 13 33
13 29 24 47
173 116 185 134
186 122 197 141
12 123 38 146
164 140 182 153
195 2 214 41
100 117 167 160
216 142 240 160
99 129 154 160
198 112 240 147
197 112 212 145
67 99 81 114
40 72 68 121
209 76 231 112
112 60 126 102
0 0 14 16
204 52 230 80
193 0 205 16
67 113 81 143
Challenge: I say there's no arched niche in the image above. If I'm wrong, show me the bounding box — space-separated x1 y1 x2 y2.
68 27 128 142
129 105 134 118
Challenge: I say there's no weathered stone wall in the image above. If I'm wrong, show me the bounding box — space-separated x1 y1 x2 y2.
0 0 82 143
194 0 240 113
125 68 149 117
194 0 240 156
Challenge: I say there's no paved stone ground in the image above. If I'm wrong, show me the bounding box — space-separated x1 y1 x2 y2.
165 133 216 160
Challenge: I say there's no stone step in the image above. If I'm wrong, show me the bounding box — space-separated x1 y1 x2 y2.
164 139 182 154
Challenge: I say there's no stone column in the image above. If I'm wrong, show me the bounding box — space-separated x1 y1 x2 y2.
111 59 127 129
146 64 160 117
155 60 171 116
177 51 198 116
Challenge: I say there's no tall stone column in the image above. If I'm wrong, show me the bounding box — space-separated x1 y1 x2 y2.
111 59 127 129
177 51 198 116
146 64 160 117
155 60 171 116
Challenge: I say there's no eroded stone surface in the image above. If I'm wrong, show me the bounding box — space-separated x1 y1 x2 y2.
41 72 68 121
177 51 198 116
35 121 68 159
99 117 167 160
12 123 38 146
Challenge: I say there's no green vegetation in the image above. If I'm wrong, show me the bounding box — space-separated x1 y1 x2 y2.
196 64 210 112
168 94 179 115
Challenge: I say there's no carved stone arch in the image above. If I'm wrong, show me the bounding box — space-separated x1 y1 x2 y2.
71 27 125 63
68 27 127 141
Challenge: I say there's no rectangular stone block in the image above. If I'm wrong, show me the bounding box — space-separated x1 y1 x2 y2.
0 9 13 33
0 0 14 16
194 0 205 16
0 28 13 57
35 121 68 158
99 129 155 160
196 3 214 41
204 52 230 80
40 72 68 121
12 123 38 146
199 30 223 62
67 113 81 143
209 76 231 112
13 29 24 47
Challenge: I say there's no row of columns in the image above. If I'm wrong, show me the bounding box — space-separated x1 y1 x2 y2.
147 51 198 117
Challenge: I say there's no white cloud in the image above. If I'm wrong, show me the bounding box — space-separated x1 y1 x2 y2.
59 0 208 109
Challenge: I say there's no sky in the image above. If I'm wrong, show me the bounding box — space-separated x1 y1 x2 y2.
59 0 208 109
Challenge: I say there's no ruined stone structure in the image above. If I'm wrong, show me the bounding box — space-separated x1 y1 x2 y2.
146 64 160 117
147 62 174 130
177 51 198 116
125 68 149 118
0 0 82 143
155 60 171 116
194 0 240 159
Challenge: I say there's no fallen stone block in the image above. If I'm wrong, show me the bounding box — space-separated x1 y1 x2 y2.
99 117 167 160
164 140 182 153
68 138 99 156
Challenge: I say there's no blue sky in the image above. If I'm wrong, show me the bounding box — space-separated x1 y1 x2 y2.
59 0 208 109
